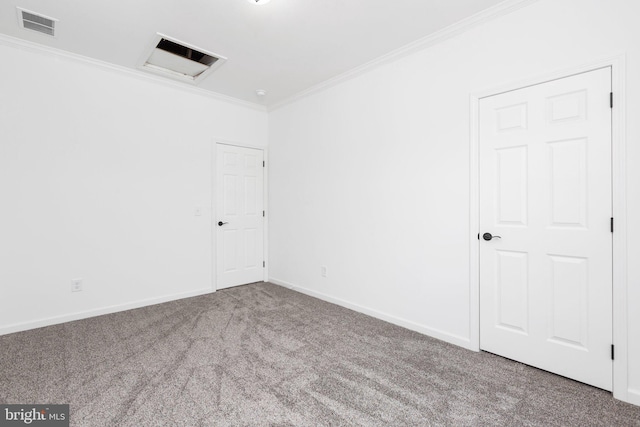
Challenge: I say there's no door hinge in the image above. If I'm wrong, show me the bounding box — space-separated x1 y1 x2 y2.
611 344 615 360
263 161 265 167
263 261 265 268
611 217 614 233
610 92 613 109
263 210 265 217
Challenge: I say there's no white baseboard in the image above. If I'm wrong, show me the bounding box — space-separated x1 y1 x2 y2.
627 388 640 406
0 288 215 336
269 277 473 350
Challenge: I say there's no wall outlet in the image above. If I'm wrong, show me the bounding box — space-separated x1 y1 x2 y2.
320 266 327 278
195 206 202 216
71 279 83 292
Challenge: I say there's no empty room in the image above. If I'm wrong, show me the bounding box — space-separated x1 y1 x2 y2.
1 0 639 425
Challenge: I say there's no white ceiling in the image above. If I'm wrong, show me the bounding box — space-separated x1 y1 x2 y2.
0 0 509 106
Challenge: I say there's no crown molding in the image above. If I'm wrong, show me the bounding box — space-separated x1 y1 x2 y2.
0 33 267 112
268 0 541 112
0 0 540 114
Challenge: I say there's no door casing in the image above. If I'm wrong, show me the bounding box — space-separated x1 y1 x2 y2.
469 55 628 403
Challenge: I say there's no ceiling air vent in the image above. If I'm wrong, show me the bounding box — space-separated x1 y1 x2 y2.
137 34 227 85
17 8 57 37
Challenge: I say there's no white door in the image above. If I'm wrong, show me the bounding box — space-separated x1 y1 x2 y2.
479 68 612 390
216 144 264 290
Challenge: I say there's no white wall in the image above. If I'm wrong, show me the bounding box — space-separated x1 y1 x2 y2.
0 39 267 333
268 0 640 404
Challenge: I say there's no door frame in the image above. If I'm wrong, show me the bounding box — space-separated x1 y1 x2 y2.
469 54 629 402
211 139 269 291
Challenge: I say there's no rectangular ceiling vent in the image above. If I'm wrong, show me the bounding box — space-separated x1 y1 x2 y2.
17 8 57 37
137 34 227 85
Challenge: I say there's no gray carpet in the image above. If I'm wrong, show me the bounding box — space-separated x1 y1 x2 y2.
0 282 638 426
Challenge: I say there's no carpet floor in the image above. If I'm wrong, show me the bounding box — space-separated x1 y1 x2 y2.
0 282 639 426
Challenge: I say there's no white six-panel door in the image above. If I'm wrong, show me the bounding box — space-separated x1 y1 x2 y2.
216 144 264 290
479 68 612 390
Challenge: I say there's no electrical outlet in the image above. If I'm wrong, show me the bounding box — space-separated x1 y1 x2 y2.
321 266 327 278
71 279 83 292
195 206 202 216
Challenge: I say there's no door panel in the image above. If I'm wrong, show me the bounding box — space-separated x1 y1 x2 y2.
216 144 264 289
548 138 588 227
496 250 529 334
497 146 528 225
548 254 588 348
479 68 612 390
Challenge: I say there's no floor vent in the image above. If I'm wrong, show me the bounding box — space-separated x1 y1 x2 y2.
17 8 57 37
137 34 227 85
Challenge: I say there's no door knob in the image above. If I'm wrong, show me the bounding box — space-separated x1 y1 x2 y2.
483 232 501 241
218 221 228 226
